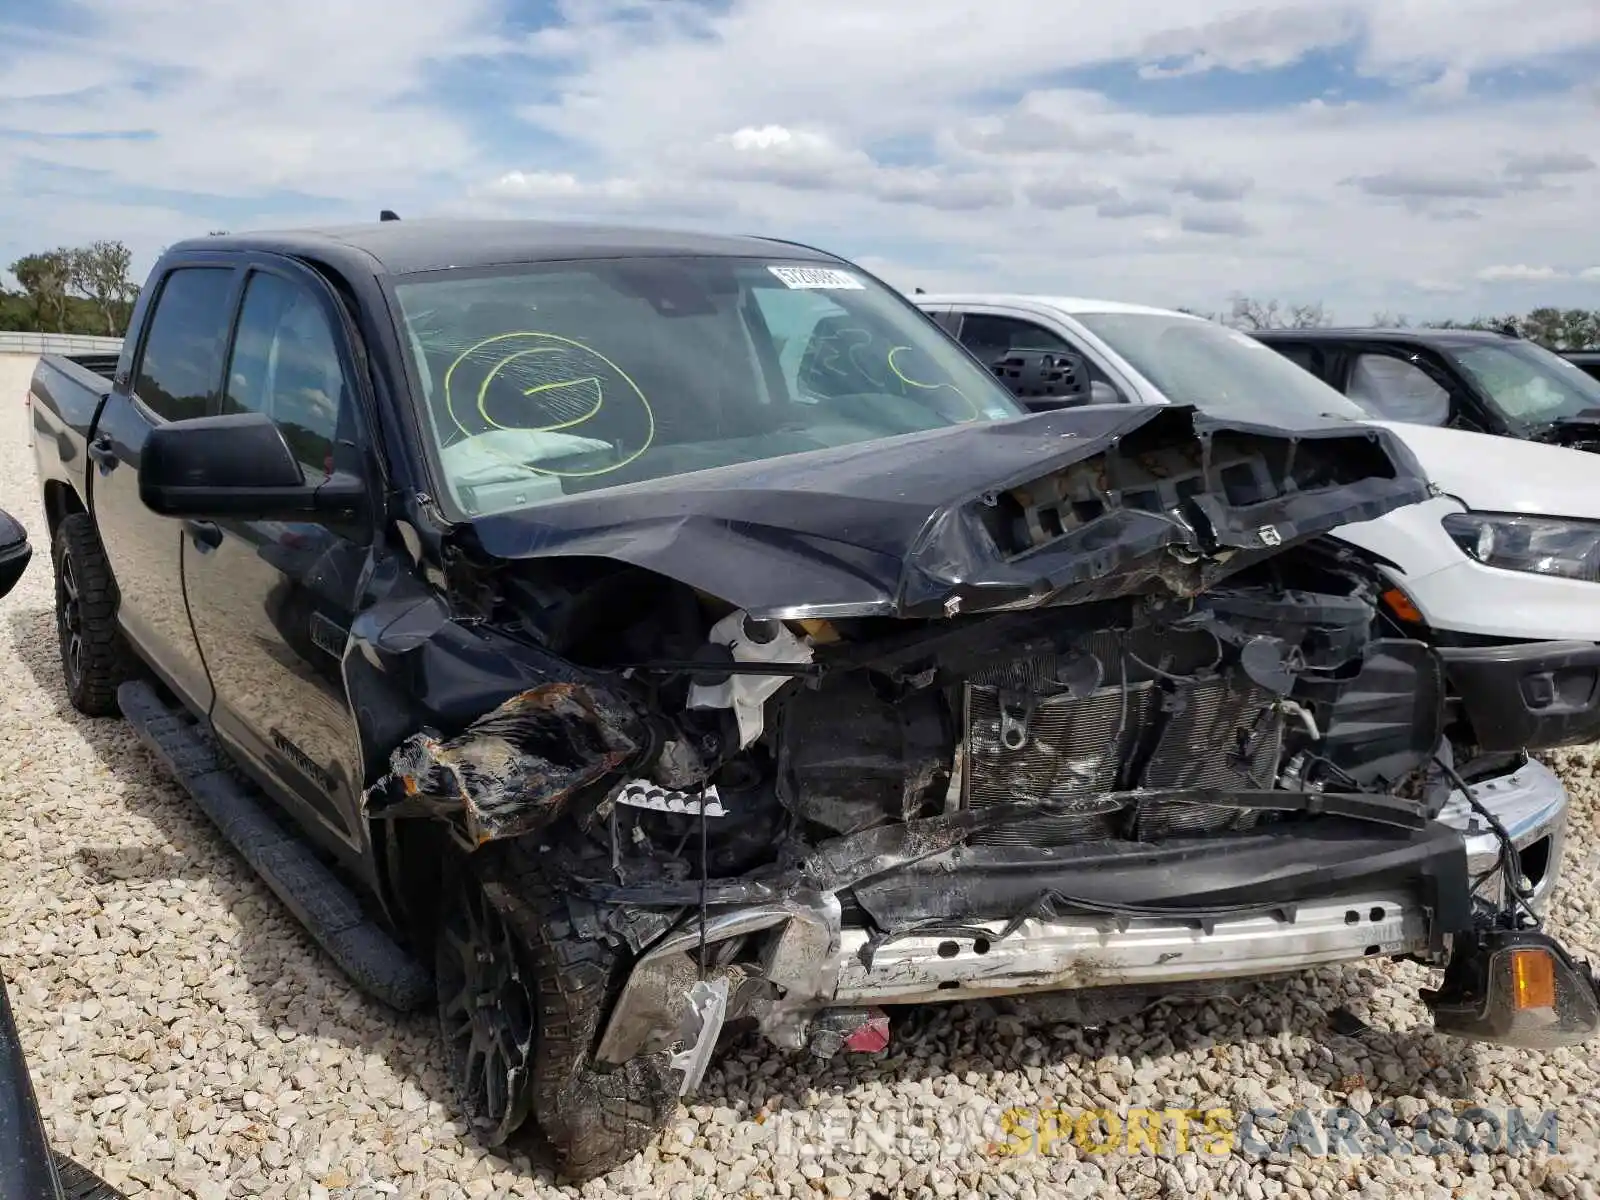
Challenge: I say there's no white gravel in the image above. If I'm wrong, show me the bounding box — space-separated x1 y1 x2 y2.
2 351 1599 1198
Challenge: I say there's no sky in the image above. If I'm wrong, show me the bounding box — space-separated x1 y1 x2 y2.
1 0 1597 321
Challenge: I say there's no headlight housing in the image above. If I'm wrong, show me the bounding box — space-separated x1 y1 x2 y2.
1442 512 1600 582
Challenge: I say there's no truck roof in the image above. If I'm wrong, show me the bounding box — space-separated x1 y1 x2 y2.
170 218 839 277
1251 327 1520 347
912 293 1188 318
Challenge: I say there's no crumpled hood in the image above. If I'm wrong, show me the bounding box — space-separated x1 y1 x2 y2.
1371 420 1600 521
452 405 1432 620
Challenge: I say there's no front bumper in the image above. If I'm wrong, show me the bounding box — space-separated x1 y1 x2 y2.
833 890 1428 1006
598 759 1586 1088
1435 753 1567 911
1439 640 1600 753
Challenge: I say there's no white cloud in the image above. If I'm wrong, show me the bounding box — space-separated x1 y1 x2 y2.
701 125 872 188
1475 264 1564 283
1024 178 1121 209
1412 66 1471 102
1173 172 1255 202
2 0 1597 321
951 96 1160 158
1180 210 1259 236
1505 151 1597 179
1583 267 1600 281
1097 197 1173 219
1136 4 1362 76
0 0 499 198
1348 170 1508 200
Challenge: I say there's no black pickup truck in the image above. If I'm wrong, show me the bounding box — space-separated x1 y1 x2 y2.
28 219 1600 1180
1254 327 1600 451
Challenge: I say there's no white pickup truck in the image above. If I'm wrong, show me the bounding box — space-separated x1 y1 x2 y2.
912 292 1600 901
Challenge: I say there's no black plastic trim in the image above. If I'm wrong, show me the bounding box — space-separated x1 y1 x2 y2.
1438 640 1600 752
850 818 1473 948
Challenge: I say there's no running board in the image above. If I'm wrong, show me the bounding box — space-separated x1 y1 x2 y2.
116 681 432 1013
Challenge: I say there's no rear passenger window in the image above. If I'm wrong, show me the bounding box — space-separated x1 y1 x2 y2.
133 268 236 422
223 272 352 483
1347 353 1450 425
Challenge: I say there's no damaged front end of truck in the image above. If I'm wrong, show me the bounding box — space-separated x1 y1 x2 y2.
356 403 1600 1170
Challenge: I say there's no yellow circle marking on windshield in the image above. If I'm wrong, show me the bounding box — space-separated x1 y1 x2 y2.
887 345 980 420
442 331 656 478
477 348 603 433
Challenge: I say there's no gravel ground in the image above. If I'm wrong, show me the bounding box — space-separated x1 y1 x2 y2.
2 351 1599 1199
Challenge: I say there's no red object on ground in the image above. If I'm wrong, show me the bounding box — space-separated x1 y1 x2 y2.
843 1012 891 1053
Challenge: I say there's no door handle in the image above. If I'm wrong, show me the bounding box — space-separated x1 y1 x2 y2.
183 519 222 551
87 434 117 470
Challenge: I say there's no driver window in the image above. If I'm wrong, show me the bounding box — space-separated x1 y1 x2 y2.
956 313 1126 403
1347 353 1450 425
223 272 351 483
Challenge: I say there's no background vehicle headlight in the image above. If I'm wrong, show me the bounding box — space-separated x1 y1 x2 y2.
1442 512 1600 582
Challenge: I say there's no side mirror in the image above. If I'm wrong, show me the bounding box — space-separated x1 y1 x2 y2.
140 411 364 521
0 508 31 602
990 348 1092 411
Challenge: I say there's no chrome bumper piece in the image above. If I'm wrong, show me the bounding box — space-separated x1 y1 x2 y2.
832 891 1427 1006
1436 755 1568 911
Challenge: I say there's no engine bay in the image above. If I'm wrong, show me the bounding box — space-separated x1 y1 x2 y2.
485 537 1447 889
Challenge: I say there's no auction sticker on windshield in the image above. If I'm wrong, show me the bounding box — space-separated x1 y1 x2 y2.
767 265 865 290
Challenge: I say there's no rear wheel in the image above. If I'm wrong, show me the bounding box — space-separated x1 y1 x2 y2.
434 841 677 1181
52 513 134 717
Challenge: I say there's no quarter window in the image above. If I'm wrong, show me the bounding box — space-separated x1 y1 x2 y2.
132 268 236 422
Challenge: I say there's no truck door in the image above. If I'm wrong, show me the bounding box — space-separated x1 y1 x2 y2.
180 259 376 872
90 264 241 713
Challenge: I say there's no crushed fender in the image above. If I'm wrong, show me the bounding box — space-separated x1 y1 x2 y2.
367 682 643 849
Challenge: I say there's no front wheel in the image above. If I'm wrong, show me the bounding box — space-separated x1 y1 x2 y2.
435 841 677 1181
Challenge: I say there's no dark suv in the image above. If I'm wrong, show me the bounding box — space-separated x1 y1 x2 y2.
1254 328 1600 451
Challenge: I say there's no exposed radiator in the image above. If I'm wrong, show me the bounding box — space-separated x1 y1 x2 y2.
1132 676 1284 839
963 658 1283 845
965 681 1158 845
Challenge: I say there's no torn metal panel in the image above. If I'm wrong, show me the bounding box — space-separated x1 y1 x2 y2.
368 682 644 849
453 404 1432 621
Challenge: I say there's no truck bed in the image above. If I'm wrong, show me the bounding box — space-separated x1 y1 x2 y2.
31 352 120 519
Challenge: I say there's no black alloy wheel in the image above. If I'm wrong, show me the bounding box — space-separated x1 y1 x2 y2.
435 874 537 1146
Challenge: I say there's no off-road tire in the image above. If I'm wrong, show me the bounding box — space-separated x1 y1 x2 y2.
440 840 678 1182
52 512 135 717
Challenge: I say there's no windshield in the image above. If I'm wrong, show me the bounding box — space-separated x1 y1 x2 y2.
391 256 1023 517
1072 312 1375 425
1446 341 1600 426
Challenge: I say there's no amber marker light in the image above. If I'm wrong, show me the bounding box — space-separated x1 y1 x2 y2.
1510 948 1558 1011
1381 587 1424 624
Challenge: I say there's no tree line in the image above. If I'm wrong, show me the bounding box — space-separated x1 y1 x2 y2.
1198 296 1600 349
4 241 1598 349
2 241 141 336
